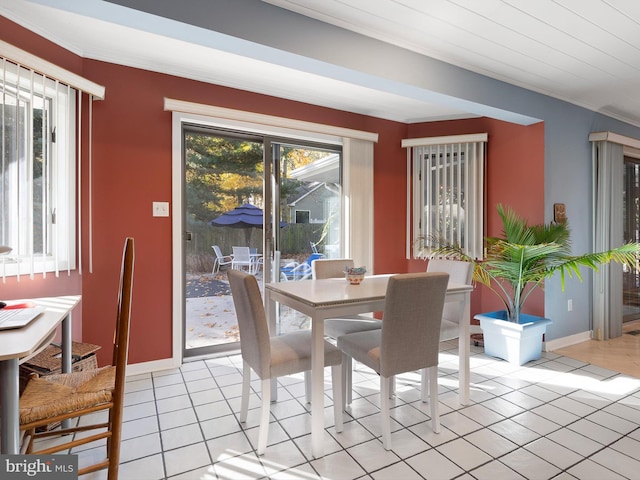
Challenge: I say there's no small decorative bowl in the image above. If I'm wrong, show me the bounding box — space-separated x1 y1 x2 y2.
345 266 366 285
345 273 365 285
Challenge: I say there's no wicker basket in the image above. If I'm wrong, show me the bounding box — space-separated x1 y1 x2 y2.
19 341 101 431
20 341 101 394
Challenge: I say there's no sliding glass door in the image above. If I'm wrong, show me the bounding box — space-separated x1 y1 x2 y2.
183 125 342 356
268 141 343 335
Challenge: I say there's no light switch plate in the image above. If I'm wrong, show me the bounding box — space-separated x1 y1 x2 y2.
152 201 169 217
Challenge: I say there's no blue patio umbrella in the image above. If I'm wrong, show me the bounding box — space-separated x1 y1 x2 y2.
209 203 285 245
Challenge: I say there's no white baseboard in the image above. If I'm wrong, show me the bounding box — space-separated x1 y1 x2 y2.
126 357 181 377
544 330 592 352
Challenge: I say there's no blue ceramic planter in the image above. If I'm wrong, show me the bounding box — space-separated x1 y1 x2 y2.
474 310 552 366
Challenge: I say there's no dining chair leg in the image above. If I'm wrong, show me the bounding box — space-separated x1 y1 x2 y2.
240 362 251 423
341 353 353 409
421 368 429 403
257 378 271 455
304 372 311 404
331 364 343 433
380 375 392 450
428 366 440 433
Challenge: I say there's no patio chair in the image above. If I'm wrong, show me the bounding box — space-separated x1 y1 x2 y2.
212 245 233 274
232 246 254 273
227 269 343 455
337 272 448 450
280 252 323 281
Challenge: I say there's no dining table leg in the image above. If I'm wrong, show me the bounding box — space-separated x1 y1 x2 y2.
458 291 471 405
310 312 325 458
0 358 20 454
61 311 73 430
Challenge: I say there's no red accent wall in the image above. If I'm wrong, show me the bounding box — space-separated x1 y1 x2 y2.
2 17 545 365
404 119 545 317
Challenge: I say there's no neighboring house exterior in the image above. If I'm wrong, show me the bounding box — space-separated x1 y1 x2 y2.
287 153 340 224
287 182 339 224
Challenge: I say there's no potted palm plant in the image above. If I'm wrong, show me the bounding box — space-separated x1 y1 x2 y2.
429 204 640 365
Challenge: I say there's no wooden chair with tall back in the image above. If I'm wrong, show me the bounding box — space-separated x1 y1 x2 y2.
227 269 343 455
19 237 135 480
336 272 449 450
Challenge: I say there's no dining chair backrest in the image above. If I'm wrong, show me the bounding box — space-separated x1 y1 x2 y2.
426 258 473 285
380 272 449 378
113 237 135 391
227 269 271 378
312 258 354 279
426 258 473 340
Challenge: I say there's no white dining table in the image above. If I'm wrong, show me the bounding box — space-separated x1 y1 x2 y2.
264 274 472 458
0 295 81 454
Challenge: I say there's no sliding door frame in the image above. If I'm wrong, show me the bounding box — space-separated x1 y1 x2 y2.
169 106 376 366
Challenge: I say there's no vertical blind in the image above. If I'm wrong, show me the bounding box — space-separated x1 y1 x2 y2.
591 136 624 340
0 40 105 279
403 134 487 260
590 131 640 340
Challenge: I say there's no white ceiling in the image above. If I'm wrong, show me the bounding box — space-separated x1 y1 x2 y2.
2 0 639 126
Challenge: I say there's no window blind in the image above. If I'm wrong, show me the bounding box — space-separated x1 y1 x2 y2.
404 134 487 260
0 41 105 279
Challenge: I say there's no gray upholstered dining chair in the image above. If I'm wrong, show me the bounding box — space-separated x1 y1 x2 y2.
336 272 449 450
227 269 343 455
312 258 382 405
312 258 382 338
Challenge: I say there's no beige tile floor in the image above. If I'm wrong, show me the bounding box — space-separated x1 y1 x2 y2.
555 320 640 379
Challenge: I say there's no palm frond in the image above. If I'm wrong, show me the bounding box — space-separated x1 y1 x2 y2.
427 204 640 322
